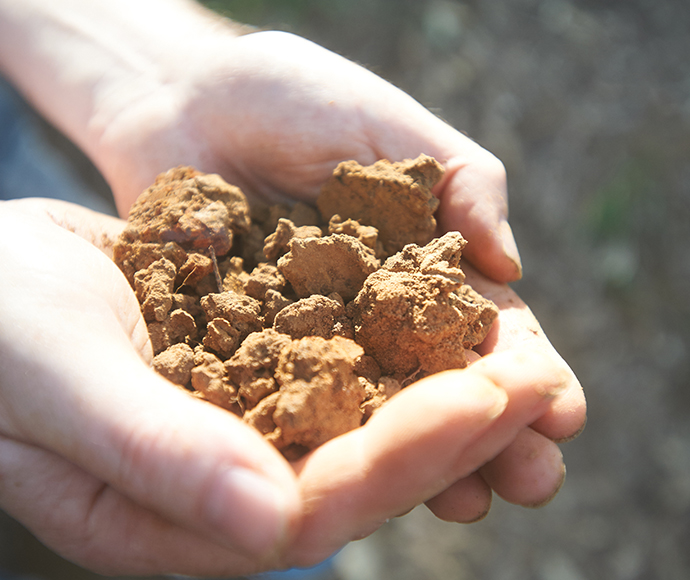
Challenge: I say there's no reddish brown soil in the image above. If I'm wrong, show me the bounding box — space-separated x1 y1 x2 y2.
113 155 498 459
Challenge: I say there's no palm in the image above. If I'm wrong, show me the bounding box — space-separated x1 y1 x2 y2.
98 31 518 282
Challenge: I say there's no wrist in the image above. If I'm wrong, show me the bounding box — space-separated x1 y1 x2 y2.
0 0 243 213
91 7 255 214
81 2 242 200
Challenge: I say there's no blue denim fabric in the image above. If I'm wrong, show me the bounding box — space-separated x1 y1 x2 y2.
0 77 116 215
251 556 334 580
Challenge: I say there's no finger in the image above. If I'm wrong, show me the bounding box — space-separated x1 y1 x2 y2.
467 267 587 442
364 95 523 283
0 437 265 577
529 383 587 443
426 352 571 521
479 427 566 508
3 197 126 257
286 348 567 568
435 350 570 510
424 471 492 524
0 211 300 560
288 374 507 567
6 325 298 561
434 151 522 283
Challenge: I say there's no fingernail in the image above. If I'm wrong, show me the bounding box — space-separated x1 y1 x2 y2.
473 349 571 400
554 414 588 444
499 220 522 277
204 466 290 556
526 463 567 509
538 369 571 399
462 501 492 524
487 387 509 420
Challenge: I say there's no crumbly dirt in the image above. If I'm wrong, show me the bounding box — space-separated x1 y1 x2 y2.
114 155 498 459
317 154 443 255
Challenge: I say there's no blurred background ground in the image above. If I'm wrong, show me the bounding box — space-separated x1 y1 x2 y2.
1 0 689 579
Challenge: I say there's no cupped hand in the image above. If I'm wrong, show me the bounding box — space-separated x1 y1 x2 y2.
0 199 580 576
286 267 586 568
423 265 586 525
0 198 300 575
91 29 521 283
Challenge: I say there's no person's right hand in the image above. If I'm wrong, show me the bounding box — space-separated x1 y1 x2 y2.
288 262 587 566
0 198 579 576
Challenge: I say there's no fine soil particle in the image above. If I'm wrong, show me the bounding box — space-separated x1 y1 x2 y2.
117 155 498 459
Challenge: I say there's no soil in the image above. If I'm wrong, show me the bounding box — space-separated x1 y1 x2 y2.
113 155 498 459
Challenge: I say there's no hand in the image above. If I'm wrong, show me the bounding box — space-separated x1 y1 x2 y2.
288 265 587 569
0 198 582 576
89 29 522 283
0 3 584 574
284 268 587 566
423 266 586 524
0 198 300 575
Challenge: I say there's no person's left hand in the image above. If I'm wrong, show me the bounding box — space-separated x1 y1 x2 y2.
287 261 586 566
88 29 522 284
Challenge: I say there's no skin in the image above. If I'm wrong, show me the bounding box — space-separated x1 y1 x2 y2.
0 1 586 576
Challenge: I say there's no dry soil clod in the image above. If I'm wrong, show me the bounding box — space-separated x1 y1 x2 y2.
114 155 498 459
317 155 444 256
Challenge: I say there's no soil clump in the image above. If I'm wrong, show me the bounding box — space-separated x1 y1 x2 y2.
113 155 498 459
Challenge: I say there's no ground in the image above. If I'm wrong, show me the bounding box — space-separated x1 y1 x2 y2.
1 0 689 579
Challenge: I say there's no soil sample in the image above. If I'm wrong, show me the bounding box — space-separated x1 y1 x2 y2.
113 155 498 459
